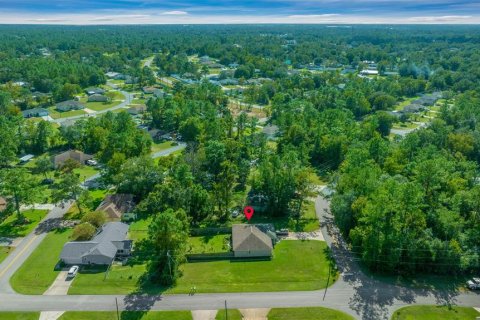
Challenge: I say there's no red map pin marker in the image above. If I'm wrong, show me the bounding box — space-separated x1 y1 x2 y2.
244 206 254 221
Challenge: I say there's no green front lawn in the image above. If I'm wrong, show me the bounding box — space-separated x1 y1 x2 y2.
216 309 243 320
0 246 13 264
128 217 151 242
73 165 99 181
69 240 336 295
10 228 72 294
151 141 175 153
0 210 49 237
48 108 86 119
187 234 230 254
268 307 354 320
0 312 40 320
59 311 192 320
391 305 480 320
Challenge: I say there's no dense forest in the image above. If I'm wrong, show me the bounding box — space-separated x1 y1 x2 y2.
0 25 479 280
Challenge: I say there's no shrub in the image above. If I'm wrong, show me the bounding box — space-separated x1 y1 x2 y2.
72 222 96 241
81 210 106 228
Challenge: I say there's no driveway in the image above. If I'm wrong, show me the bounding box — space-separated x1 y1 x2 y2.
285 231 324 241
44 271 73 296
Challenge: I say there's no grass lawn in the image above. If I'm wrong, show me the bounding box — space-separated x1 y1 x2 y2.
151 141 175 153
187 234 230 254
48 107 86 119
59 311 192 320
128 217 151 241
0 246 13 263
391 305 480 320
216 309 242 320
69 240 336 295
10 228 72 294
394 96 419 111
247 200 319 232
392 122 418 130
73 165 99 181
0 210 48 237
0 312 40 320
268 307 354 320
64 189 108 220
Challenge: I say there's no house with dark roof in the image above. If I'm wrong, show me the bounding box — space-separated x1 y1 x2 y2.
232 224 273 258
53 150 93 168
60 222 132 265
96 194 136 221
88 94 109 102
21 108 49 118
85 87 105 96
56 100 85 112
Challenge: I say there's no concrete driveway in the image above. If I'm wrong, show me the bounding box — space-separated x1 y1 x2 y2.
43 271 74 296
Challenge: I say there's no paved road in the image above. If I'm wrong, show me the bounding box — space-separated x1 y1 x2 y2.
151 143 186 158
53 85 133 124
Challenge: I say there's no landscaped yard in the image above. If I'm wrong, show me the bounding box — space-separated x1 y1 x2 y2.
151 141 175 153
187 234 230 254
10 228 72 294
268 307 354 320
47 107 86 119
59 311 192 320
69 240 336 295
391 305 480 320
0 312 40 320
0 210 48 237
72 165 99 181
0 246 13 264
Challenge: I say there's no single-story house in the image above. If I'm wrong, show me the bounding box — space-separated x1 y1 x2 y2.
232 224 273 258
360 69 379 76
401 104 425 114
125 76 139 84
0 197 7 212
142 86 157 94
105 72 120 78
21 108 49 118
128 105 147 116
85 87 105 96
96 194 136 221
56 100 85 112
53 150 93 168
88 94 109 102
60 222 132 265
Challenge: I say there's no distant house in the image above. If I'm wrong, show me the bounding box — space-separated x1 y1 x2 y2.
128 105 147 116
21 108 49 118
0 197 7 212
60 222 132 265
105 72 120 78
142 86 157 94
19 154 34 163
125 76 139 84
401 104 425 114
56 100 85 112
360 69 379 76
153 89 164 98
96 194 136 221
232 224 273 258
88 94 109 103
53 150 93 168
85 87 105 96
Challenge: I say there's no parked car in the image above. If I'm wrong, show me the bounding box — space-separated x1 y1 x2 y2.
86 159 98 166
276 228 289 236
230 207 241 218
67 266 79 278
467 277 480 290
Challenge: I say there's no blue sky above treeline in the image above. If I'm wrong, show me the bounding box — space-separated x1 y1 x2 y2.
0 0 479 24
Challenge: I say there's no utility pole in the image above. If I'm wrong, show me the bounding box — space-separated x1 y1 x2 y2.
167 250 173 281
115 297 120 320
225 300 228 320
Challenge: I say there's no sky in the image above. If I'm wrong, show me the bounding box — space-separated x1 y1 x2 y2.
0 0 479 24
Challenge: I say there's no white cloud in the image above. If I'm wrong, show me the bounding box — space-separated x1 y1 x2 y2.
407 15 472 22
162 10 188 15
288 14 340 19
89 14 151 21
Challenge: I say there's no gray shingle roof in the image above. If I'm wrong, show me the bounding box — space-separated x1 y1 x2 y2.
232 224 273 252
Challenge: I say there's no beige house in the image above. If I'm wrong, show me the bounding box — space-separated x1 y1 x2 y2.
53 150 93 169
232 224 273 258
96 194 136 221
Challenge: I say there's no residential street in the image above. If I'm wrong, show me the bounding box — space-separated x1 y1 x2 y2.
0 195 477 319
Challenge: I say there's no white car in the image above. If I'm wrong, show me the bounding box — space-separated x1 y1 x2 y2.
67 266 79 278
467 277 480 290
86 159 98 166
